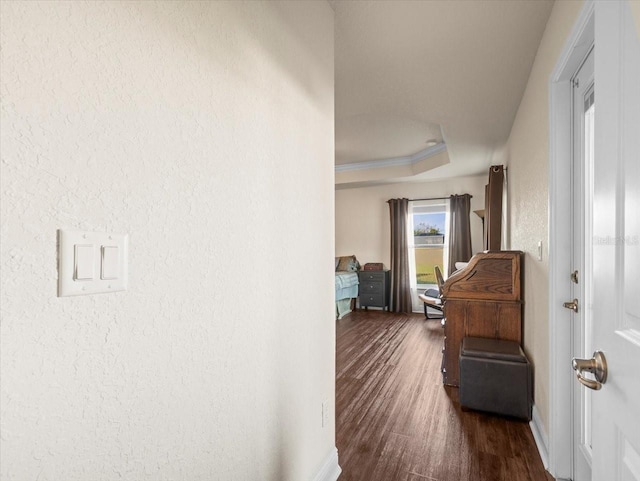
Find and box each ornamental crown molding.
[335,142,447,173]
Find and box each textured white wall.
[506,0,584,434]
[0,2,335,480]
[335,175,486,271]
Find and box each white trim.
[547,2,594,480]
[335,142,447,172]
[530,404,550,470]
[311,447,341,481]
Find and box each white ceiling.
[333,0,555,184]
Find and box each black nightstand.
[358,270,390,310]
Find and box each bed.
[335,255,360,319]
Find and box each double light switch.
[73,245,120,281]
[59,230,128,296]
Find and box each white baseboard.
[312,447,341,481]
[529,404,549,470]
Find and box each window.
[408,200,449,287]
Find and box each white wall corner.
[529,404,549,470]
[311,447,342,481]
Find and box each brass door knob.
[572,351,607,390]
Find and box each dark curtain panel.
[448,194,473,276]
[388,198,412,313]
[484,165,504,251]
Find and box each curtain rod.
[386,195,473,203]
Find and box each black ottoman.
[459,336,532,420]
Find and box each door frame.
[548,2,594,479]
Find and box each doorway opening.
[547,2,594,479]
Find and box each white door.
[584,2,640,479]
[570,45,595,481]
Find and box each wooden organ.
[440,251,523,387]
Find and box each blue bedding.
[335,271,359,301]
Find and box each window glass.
[409,201,448,286]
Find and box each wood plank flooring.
[336,310,553,481]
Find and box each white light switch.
[101,246,119,280]
[58,229,128,297]
[537,240,543,261]
[74,245,94,280]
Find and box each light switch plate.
[537,240,543,261]
[58,229,128,297]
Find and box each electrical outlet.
[322,400,329,428]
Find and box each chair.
[434,264,445,293]
[418,266,445,319]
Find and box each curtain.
[447,194,473,276]
[388,198,412,313]
[502,169,509,249]
[484,165,504,251]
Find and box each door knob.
[563,299,579,312]
[572,351,607,390]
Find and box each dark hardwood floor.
[336,310,553,481]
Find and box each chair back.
[434,266,445,296]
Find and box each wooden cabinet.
[441,251,523,386]
[358,270,390,310]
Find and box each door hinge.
[572,78,580,88]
